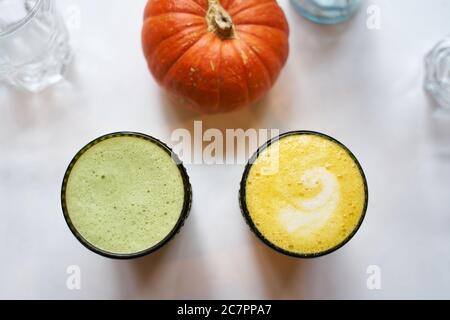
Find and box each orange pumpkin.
[142,0,290,114]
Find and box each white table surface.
[1,0,450,300]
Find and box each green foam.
[65,136,185,255]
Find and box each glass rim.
[0,0,44,38]
[304,0,362,10]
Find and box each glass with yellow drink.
[240,131,368,257]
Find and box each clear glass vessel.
[290,0,362,25]
[0,0,72,92]
[425,36,450,111]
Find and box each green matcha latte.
[62,133,191,258]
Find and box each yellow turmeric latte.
[243,133,367,256]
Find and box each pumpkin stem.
[207,0,235,39]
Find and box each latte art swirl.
[279,167,340,233]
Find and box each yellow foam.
[245,134,366,255]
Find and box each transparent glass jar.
[290,0,362,25]
[425,36,450,111]
[0,0,72,92]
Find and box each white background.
[1,0,450,299]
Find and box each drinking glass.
[290,0,362,25]
[0,0,71,92]
[425,36,450,111]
